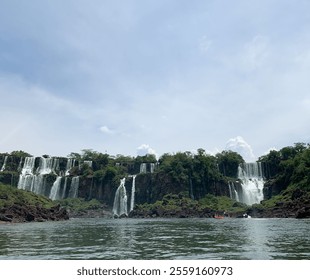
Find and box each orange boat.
[214,214,224,219]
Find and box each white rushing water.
[140,163,147,173]
[113,178,128,216]
[37,157,59,175]
[228,181,240,202]
[17,157,80,199]
[65,158,76,176]
[18,157,36,191]
[68,176,80,198]
[130,175,137,212]
[49,176,62,200]
[18,157,59,195]
[0,156,8,172]
[237,162,264,205]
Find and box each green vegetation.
[198,194,247,213]
[260,143,310,196]
[133,193,247,217]
[0,183,54,209]
[56,197,103,212]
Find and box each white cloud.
[225,136,256,162]
[137,144,157,158]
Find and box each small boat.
[243,213,251,218]
[214,214,224,219]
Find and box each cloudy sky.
[1,0,310,161]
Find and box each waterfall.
[1,156,8,172]
[37,157,59,175]
[140,163,147,173]
[61,177,68,199]
[18,157,58,196]
[15,156,90,200]
[30,174,45,195]
[113,178,128,217]
[18,157,36,191]
[68,176,79,198]
[189,177,194,199]
[228,181,240,202]
[49,176,62,200]
[150,163,155,173]
[237,162,264,205]
[65,158,76,175]
[17,158,23,172]
[130,175,136,212]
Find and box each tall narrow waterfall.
[237,162,264,205]
[140,163,147,173]
[18,157,36,191]
[130,175,136,212]
[65,158,76,175]
[113,178,128,217]
[228,181,240,202]
[68,176,79,198]
[0,156,8,172]
[49,176,62,200]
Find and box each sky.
[1,0,310,161]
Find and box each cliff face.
[0,154,234,208]
[123,172,232,206]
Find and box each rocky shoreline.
[0,203,69,223]
[1,198,309,223]
[128,207,310,219]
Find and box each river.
[0,218,309,259]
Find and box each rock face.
[0,204,69,223]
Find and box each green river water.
[0,218,309,259]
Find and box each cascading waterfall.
[68,176,79,198]
[17,158,23,172]
[62,177,69,199]
[113,178,128,217]
[49,176,62,200]
[237,162,264,205]
[140,163,147,173]
[0,156,8,172]
[130,175,136,212]
[18,157,36,191]
[18,157,59,196]
[17,157,82,199]
[37,157,59,175]
[228,181,240,202]
[65,158,76,175]
[150,163,155,173]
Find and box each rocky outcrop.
[129,206,216,218]
[0,203,69,223]
[248,189,310,219]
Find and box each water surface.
[0,218,309,259]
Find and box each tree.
[216,150,244,178]
[10,150,32,158]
